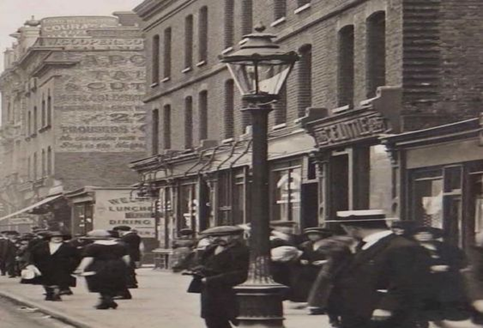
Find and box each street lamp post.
[220,25,299,328]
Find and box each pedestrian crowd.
[0,225,142,310]
[178,210,483,328]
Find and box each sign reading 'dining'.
[40,16,119,37]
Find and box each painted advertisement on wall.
[40,16,119,37]
[55,50,146,152]
[94,189,155,238]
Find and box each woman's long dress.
[83,242,128,296]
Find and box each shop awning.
[0,195,63,222]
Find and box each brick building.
[0,13,147,233]
[131,0,483,248]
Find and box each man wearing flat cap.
[194,225,249,328]
[328,210,431,328]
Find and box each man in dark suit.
[195,225,249,328]
[328,210,431,328]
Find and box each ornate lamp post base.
[235,282,288,328]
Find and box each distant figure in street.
[409,227,472,327]
[171,228,197,272]
[193,225,249,328]
[329,210,431,328]
[76,229,131,310]
[113,225,142,289]
[28,231,79,301]
[0,230,10,275]
[4,231,20,277]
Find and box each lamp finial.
[254,23,266,33]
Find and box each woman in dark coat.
[29,231,79,301]
[75,229,130,310]
[291,227,333,304]
[410,227,472,326]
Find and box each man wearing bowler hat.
[328,210,430,328]
[194,225,249,328]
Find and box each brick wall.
[55,152,143,191]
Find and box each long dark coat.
[419,241,470,321]
[120,232,142,262]
[333,234,431,327]
[199,241,249,322]
[29,241,79,288]
[466,246,483,324]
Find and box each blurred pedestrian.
[195,225,249,328]
[171,228,197,272]
[28,231,79,301]
[75,229,131,310]
[329,210,431,328]
[114,225,142,289]
[307,235,354,326]
[409,227,472,327]
[4,231,20,277]
[291,227,333,306]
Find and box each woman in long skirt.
[76,229,130,310]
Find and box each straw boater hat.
[323,209,397,223]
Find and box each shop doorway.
[330,152,350,214]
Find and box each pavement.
[0,268,332,328]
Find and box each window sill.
[272,123,287,131]
[161,77,170,83]
[239,38,248,45]
[332,104,351,114]
[182,67,192,74]
[150,82,159,88]
[222,47,234,55]
[196,60,207,67]
[271,17,286,27]
[294,3,311,14]
[221,138,234,144]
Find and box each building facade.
[0,13,147,232]
[132,0,483,248]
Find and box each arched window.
[152,35,160,84]
[41,149,46,176]
[163,28,172,79]
[199,90,208,140]
[224,80,235,139]
[152,109,159,155]
[366,12,386,98]
[47,92,52,126]
[33,106,38,134]
[185,15,194,69]
[224,0,235,49]
[198,7,209,63]
[33,152,37,180]
[241,0,253,35]
[27,111,31,136]
[297,44,312,117]
[163,105,171,149]
[338,25,355,107]
[185,97,193,149]
[274,85,287,124]
[47,147,52,175]
[41,95,46,127]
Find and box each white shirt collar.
[362,230,393,250]
[49,242,62,254]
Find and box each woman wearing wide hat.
[409,226,473,327]
[28,231,79,301]
[75,229,131,309]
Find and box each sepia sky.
[0,0,143,71]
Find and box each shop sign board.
[94,189,155,238]
[40,16,119,37]
[308,111,387,147]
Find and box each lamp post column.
[235,102,287,328]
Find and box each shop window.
[152,35,160,84]
[184,97,193,149]
[224,0,235,49]
[366,12,386,98]
[233,174,246,225]
[274,0,287,21]
[471,174,483,235]
[412,175,444,228]
[163,27,172,79]
[180,183,197,231]
[199,90,208,140]
[271,164,302,223]
[152,109,159,155]
[241,0,253,35]
[198,7,208,63]
[369,145,392,213]
[297,44,312,118]
[338,25,355,107]
[218,171,232,225]
[184,15,194,69]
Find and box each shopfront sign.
[41,17,118,37]
[308,111,387,147]
[94,189,155,238]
